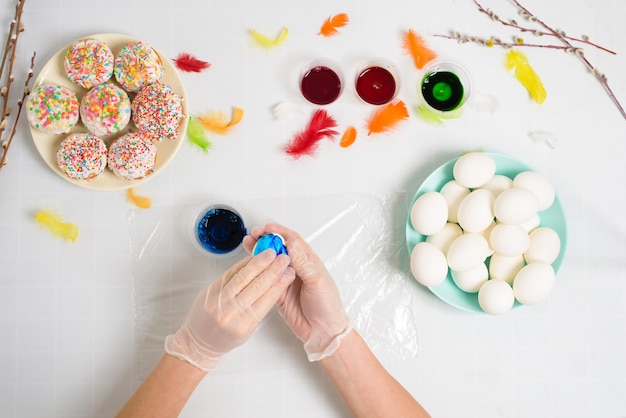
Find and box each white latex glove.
[244,223,352,361]
[165,250,295,371]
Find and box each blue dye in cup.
[195,206,246,256]
[253,233,288,256]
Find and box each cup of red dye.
[355,59,399,105]
[300,58,344,105]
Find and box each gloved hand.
[243,223,352,361]
[165,250,295,371]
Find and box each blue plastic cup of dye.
[190,203,247,258]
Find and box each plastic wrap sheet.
[129,192,420,378]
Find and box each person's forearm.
[116,353,206,418]
[320,329,430,418]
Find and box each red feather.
[173,53,211,73]
[285,109,339,158]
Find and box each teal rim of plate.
[405,152,568,313]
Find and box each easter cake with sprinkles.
[107,132,158,181]
[64,38,114,89]
[114,40,163,92]
[56,133,108,180]
[132,83,184,141]
[26,84,80,135]
[80,83,131,136]
[29,33,188,191]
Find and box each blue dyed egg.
[253,233,288,256]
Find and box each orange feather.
[127,188,152,209]
[319,13,349,37]
[197,107,244,135]
[367,101,409,135]
[403,29,437,69]
[340,126,357,148]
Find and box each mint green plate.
[406,153,567,313]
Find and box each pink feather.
[284,109,339,158]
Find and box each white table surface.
[2,0,626,417]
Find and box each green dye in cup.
[421,70,465,112]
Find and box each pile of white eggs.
[409,152,562,315]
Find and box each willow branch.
[473,0,616,55]
[1,52,35,170]
[434,33,573,51]
[435,0,625,120]
[0,1,25,81]
[509,0,625,119]
[1,0,36,171]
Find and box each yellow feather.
[197,107,244,135]
[250,27,289,49]
[34,209,78,243]
[505,49,546,104]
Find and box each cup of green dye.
[418,60,471,114]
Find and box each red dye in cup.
[356,66,397,105]
[300,65,343,105]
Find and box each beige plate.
[30,33,189,191]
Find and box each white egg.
[524,227,561,264]
[513,261,555,305]
[447,233,491,272]
[457,189,495,233]
[410,191,448,236]
[519,213,541,232]
[452,263,489,293]
[489,223,530,256]
[514,171,555,211]
[489,253,525,284]
[478,279,515,315]
[471,220,496,256]
[440,180,470,223]
[410,242,449,286]
[493,187,538,225]
[453,152,496,189]
[426,222,463,255]
[480,174,513,198]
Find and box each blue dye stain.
[253,233,288,256]
[196,208,246,254]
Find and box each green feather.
[415,105,462,125]
[187,116,213,152]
